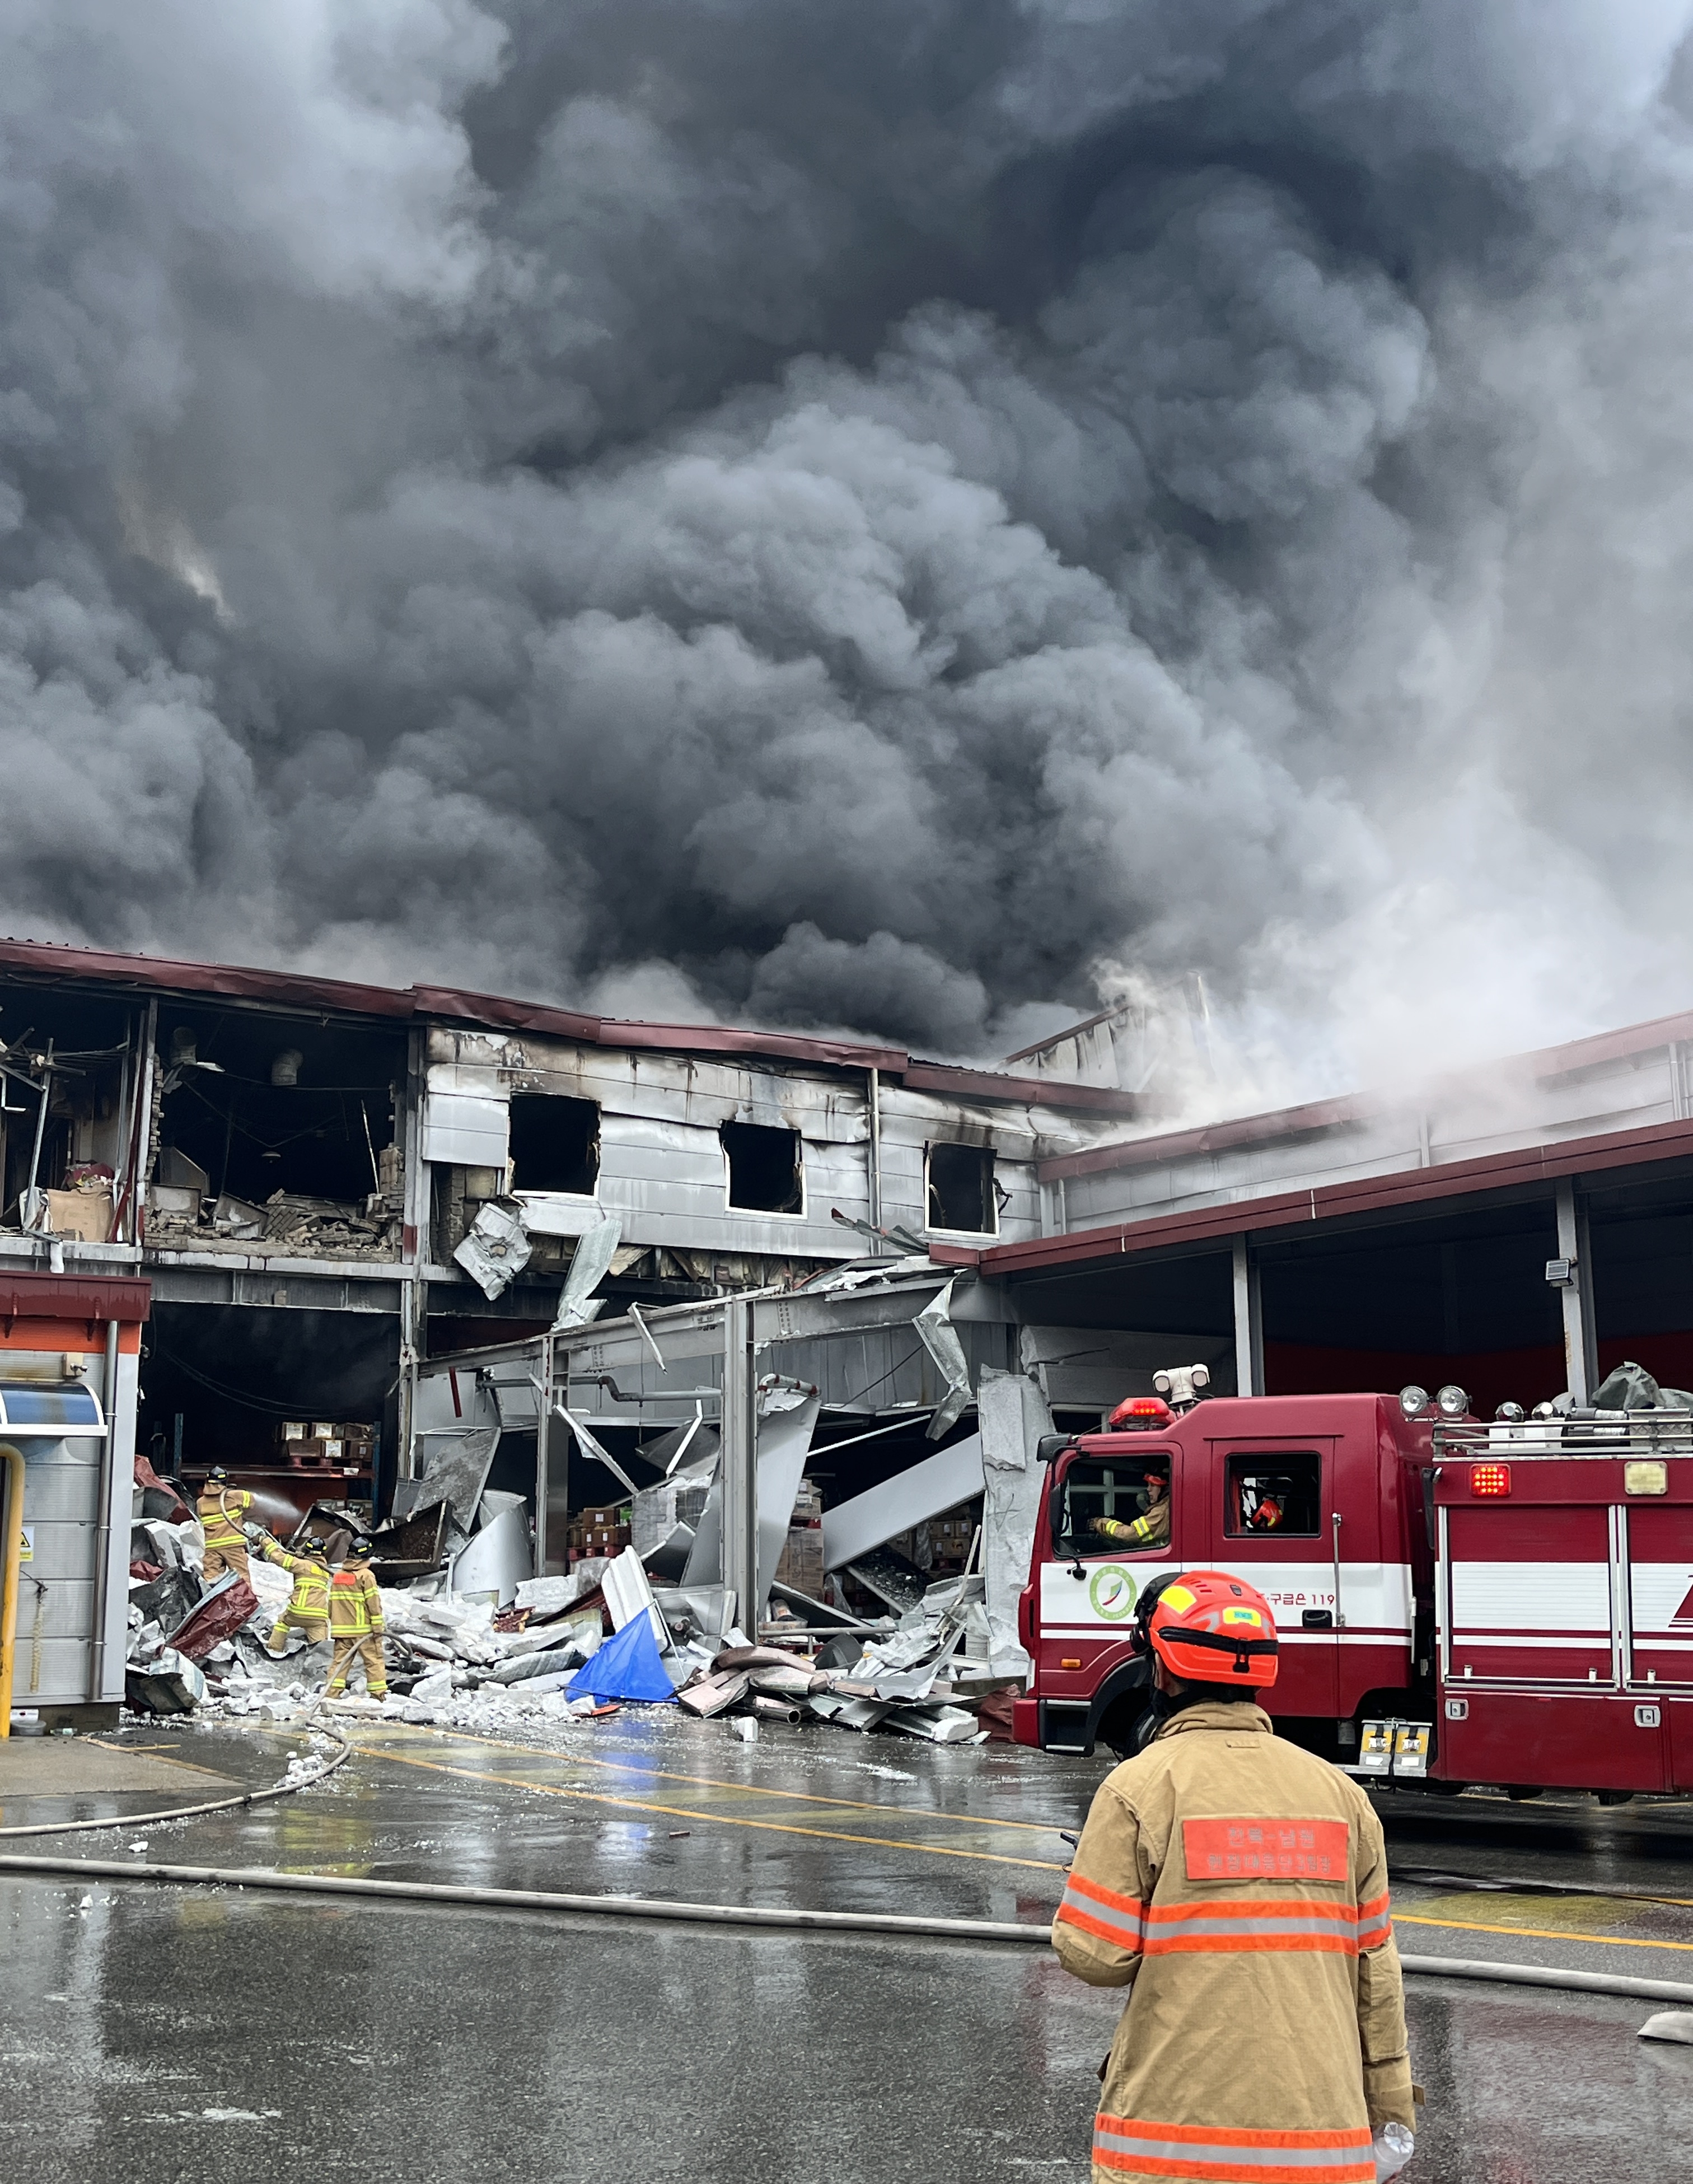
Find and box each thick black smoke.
[5,2,1693,1092]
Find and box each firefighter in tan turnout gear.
[259,1535,331,1654]
[1089,1460,1171,1555]
[1053,1570,1416,2184]
[197,1468,254,1586]
[325,1538,387,1699]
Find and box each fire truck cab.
[1016,1382,1693,1800]
[1014,1389,1437,1763]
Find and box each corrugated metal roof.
[983,1111,1693,1278]
[0,936,1140,1113]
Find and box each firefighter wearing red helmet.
[1052,1571,1416,2184]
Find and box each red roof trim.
[0,938,414,1020]
[411,986,604,1043]
[1531,1008,1693,1080]
[985,1113,1693,1277]
[610,1022,909,1072]
[0,1271,151,1322]
[1037,1094,1365,1183]
[0,936,1118,1108]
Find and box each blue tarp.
[565,1612,677,1704]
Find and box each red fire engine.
[1013,1379,1693,1798]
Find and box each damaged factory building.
[13,938,1693,1740]
[0,937,1153,1735]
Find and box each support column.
[397,1025,431,1480]
[719,1297,758,1630]
[535,1331,554,1576]
[867,1067,883,1248]
[1232,1235,1264,1397]
[1554,1179,1596,1406]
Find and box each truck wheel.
[1096,1698,1148,1761]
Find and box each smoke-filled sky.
[7,3,1693,1100]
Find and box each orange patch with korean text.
[1182,1817,1350,1884]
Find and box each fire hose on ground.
[1,1729,1689,2009]
[0,1840,1689,2008]
[0,1723,351,1837]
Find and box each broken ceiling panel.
[418,1425,500,1533]
[913,1282,973,1439]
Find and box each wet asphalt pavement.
[4,1715,1693,2182]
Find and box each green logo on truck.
[1088,1565,1138,1621]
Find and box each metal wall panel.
[420,1090,510,1168]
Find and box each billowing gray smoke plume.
[6,2,1693,1097]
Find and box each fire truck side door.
[1207,1438,1341,1717]
[1037,1443,1180,1642]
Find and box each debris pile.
[122,1421,1022,1752]
[144,1177,402,1257]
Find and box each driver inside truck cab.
[1091,1460,1171,1552]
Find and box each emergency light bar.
[1468,1463,1512,1497]
[1107,1395,1174,1431]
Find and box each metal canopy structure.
[412,1262,1007,1627]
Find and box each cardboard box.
[775,1525,824,1596]
[45,1187,114,1242]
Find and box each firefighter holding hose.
[196,1467,255,1586]
[1052,1570,1416,2182]
[259,1534,332,1655]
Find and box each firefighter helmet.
[1141,1569,1279,1688]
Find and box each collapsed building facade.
[11,932,1693,1720]
[0,940,1143,1676]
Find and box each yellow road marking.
[380,1726,1072,1838]
[1396,1912,1693,1955]
[76,1738,242,1784]
[363,1744,1067,1875]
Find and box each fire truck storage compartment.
[1433,1424,1693,1791]
[1444,1490,1616,1685]
[1437,1688,1671,1794]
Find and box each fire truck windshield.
[1052,1453,1173,1558]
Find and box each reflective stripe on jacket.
[197,1487,252,1548]
[1093,1501,1170,1552]
[1051,1701,1413,2184]
[327,1566,384,1636]
[259,1538,330,1621]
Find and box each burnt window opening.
[151,1006,405,1209]
[722,1122,803,1215]
[0,986,135,1229]
[927,1142,997,1235]
[509,1094,600,1196]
